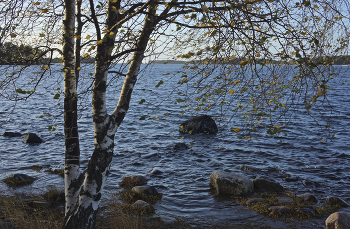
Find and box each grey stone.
[131,185,158,196]
[298,193,318,204]
[160,215,178,224]
[277,197,294,204]
[253,176,285,193]
[22,133,43,143]
[209,171,253,196]
[268,206,293,215]
[326,196,349,207]
[150,167,163,175]
[131,200,151,211]
[325,212,350,229]
[246,198,267,205]
[179,115,218,134]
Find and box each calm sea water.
[0,63,349,227]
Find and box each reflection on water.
[0,64,349,227]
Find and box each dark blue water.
[0,64,349,227]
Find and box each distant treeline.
[0,42,349,66]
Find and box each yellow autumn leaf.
[233,127,240,133]
[39,33,45,37]
[34,2,40,5]
[97,40,103,45]
[109,32,114,36]
[77,67,81,71]
[195,98,200,101]
[42,8,48,13]
[10,33,16,38]
[244,136,251,140]
[281,104,286,108]
[256,53,261,57]
[228,90,235,94]
[83,53,90,58]
[85,35,91,39]
[182,78,188,83]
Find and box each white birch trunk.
[62,3,157,228]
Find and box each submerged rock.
[22,133,43,144]
[173,142,189,150]
[325,212,350,229]
[238,165,262,172]
[326,196,349,207]
[246,198,267,205]
[131,185,158,196]
[298,193,318,204]
[253,176,285,193]
[277,197,294,204]
[268,206,293,215]
[179,115,218,134]
[209,171,253,196]
[2,132,22,137]
[119,175,148,188]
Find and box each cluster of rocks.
[119,174,160,212]
[2,132,43,143]
[210,171,350,229]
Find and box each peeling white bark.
[64,164,80,214]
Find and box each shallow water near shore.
[0,64,349,228]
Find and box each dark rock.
[326,196,349,207]
[119,175,148,188]
[150,167,163,175]
[173,142,189,150]
[209,171,253,196]
[253,176,285,193]
[325,212,350,229]
[22,133,43,143]
[268,206,293,215]
[246,198,267,205]
[238,165,262,172]
[160,215,178,224]
[131,200,151,211]
[13,173,34,182]
[179,115,218,134]
[2,132,22,137]
[277,197,294,204]
[298,193,318,204]
[131,185,158,196]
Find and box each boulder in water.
[179,115,218,134]
[253,176,285,193]
[209,171,253,196]
[22,133,43,144]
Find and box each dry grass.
[0,194,64,229]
